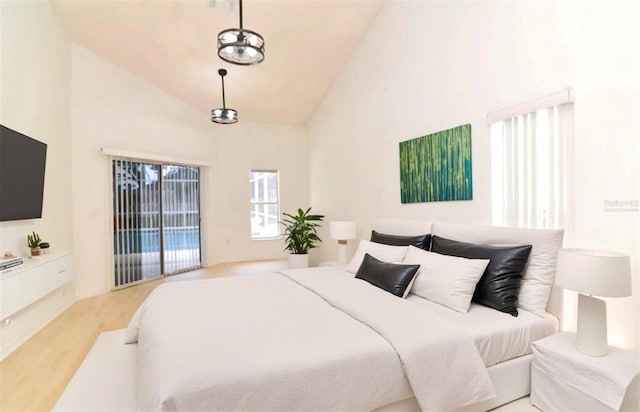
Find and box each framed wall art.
[399,124,473,203]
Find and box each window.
[489,89,574,230]
[250,170,280,239]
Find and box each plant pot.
[288,253,309,269]
[30,248,41,257]
[40,247,50,254]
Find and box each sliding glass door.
[161,165,201,274]
[112,159,201,289]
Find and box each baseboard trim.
[0,299,75,361]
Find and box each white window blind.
[489,90,574,230]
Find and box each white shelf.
[0,251,73,320]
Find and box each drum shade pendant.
[217,0,265,65]
[211,69,238,124]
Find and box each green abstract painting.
[399,124,473,203]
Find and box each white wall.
[308,1,640,351]
[71,46,308,298]
[0,0,74,358]
[213,121,309,263]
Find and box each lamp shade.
[329,221,356,241]
[555,248,631,297]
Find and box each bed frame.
[369,219,564,411]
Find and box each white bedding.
[407,296,558,367]
[125,267,495,411]
[312,265,559,367]
[283,268,496,411]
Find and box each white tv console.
[0,251,73,321]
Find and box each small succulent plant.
[26,231,41,249]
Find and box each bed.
[125,219,564,411]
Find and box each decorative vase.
[288,253,309,269]
[39,242,50,254]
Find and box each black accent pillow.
[430,235,532,316]
[371,230,431,250]
[355,253,420,298]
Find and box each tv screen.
[0,125,47,221]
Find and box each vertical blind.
[112,159,201,289]
[490,102,573,230]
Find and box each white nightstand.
[531,332,640,411]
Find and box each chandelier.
[217,0,265,66]
[211,68,238,124]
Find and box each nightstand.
[531,332,640,411]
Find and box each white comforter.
[125,267,495,411]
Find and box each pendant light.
[211,69,238,124]
[217,0,265,66]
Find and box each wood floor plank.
[0,260,286,412]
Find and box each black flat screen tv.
[0,125,47,221]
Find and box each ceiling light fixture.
[211,68,238,124]
[217,0,265,66]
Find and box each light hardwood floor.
[0,260,287,412]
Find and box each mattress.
[406,294,558,366]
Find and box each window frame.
[249,169,281,240]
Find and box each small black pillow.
[371,230,431,250]
[430,235,532,316]
[355,253,420,298]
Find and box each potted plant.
[26,231,42,256]
[39,242,50,254]
[281,207,324,268]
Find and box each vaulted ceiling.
[52,0,384,125]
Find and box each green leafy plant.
[26,231,41,249]
[281,207,324,254]
[39,242,50,249]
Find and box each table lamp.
[555,248,631,356]
[329,221,357,263]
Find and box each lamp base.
[337,242,349,264]
[576,294,608,356]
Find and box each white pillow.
[403,246,489,313]
[347,239,409,273]
[431,222,564,316]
